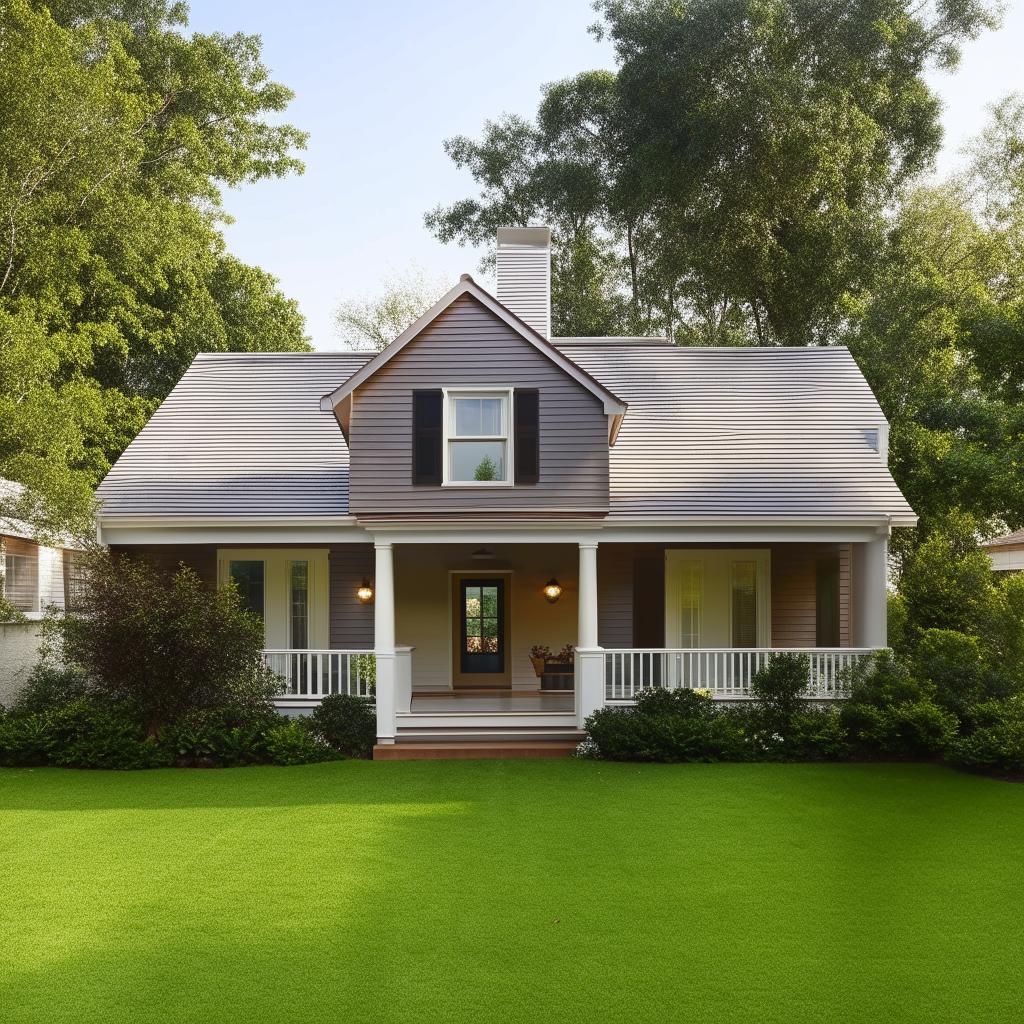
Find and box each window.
[2,552,38,612]
[444,390,512,485]
[228,560,265,618]
[458,578,505,675]
[63,550,88,610]
[290,560,309,648]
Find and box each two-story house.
[96,227,916,756]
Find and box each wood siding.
[598,543,853,648]
[328,545,374,648]
[349,294,610,515]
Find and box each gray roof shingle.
[97,344,916,524]
[97,353,370,518]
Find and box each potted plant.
[529,645,551,677]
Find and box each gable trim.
[320,277,628,442]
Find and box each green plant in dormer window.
[474,455,498,481]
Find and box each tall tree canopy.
[427,0,999,344]
[0,0,309,534]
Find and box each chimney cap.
[496,226,551,247]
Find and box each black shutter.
[514,389,539,485]
[632,551,665,647]
[412,390,443,485]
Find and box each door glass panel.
[460,579,504,672]
[290,560,309,648]
[731,561,757,648]
[229,560,265,619]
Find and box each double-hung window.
[443,389,513,486]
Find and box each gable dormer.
[321,232,626,518]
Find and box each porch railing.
[262,649,375,704]
[603,648,880,702]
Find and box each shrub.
[585,687,748,762]
[43,699,168,770]
[912,629,999,717]
[310,694,376,758]
[7,663,90,717]
[843,699,958,758]
[840,650,958,758]
[750,653,810,733]
[946,697,1024,776]
[0,708,52,767]
[785,707,850,761]
[161,706,281,767]
[264,719,340,766]
[47,550,277,733]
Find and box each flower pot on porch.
[530,655,546,677]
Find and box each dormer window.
[443,388,513,486]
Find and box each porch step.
[373,739,580,761]
[395,711,579,730]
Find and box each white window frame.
[441,387,515,488]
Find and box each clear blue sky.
[186,0,1024,350]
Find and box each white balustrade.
[262,650,376,704]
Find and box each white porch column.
[374,542,397,744]
[577,541,603,727]
[852,534,888,648]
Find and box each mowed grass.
[1,762,1022,1024]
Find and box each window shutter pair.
[411,389,540,486]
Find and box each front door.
[453,576,509,687]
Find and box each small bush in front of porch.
[264,719,340,766]
[840,652,958,758]
[585,687,749,763]
[310,694,376,758]
[747,653,851,761]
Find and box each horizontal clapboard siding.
[349,294,609,514]
[562,344,915,523]
[328,545,374,648]
[97,353,370,518]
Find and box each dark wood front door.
[454,577,508,686]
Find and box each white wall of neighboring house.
[988,547,1024,573]
[1,537,76,706]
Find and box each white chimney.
[496,226,551,339]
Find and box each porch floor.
[410,690,574,714]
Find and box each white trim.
[441,387,514,487]
[318,276,627,439]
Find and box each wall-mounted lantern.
[356,578,374,604]
[543,578,563,604]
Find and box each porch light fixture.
[543,578,563,604]
[356,578,374,604]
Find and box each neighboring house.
[0,480,85,704]
[95,227,917,755]
[983,531,1024,573]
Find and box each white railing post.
[577,648,605,728]
[374,541,396,744]
[394,646,413,717]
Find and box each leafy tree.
[333,265,448,350]
[427,0,999,343]
[0,0,309,534]
[473,455,498,481]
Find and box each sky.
[186,0,1024,351]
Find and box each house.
[0,480,85,704]
[983,531,1024,573]
[95,227,916,756]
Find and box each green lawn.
[1,762,1022,1024]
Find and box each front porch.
[255,535,889,752]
